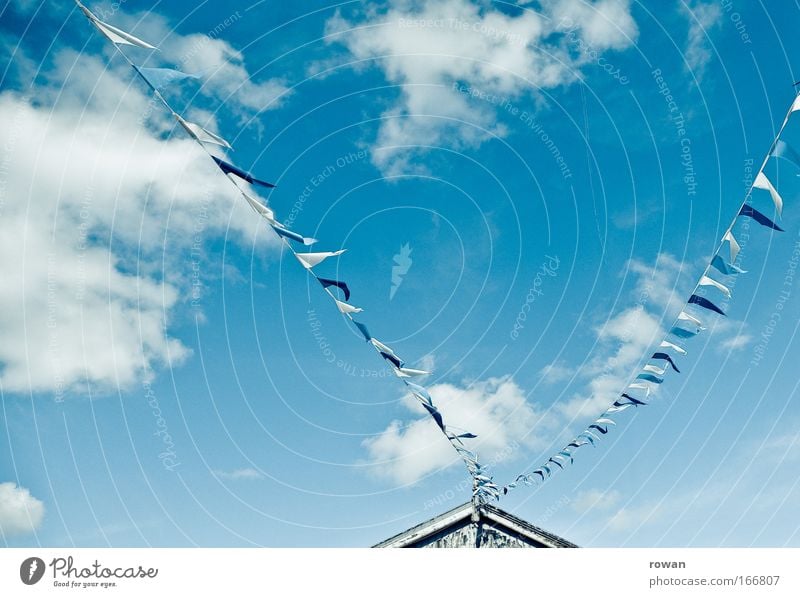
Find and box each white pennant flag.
[393,367,431,378]
[678,311,703,326]
[723,230,740,263]
[77,3,157,49]
[754,171,783,216]
[335,299,362,314]
[643,364,666,376]
[240,191,275,222]
[174,114,231,148]
[295,250,346,269]
[792,94,800,113]
[660,340,687,355]
[699,274,731,298]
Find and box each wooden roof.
[374,502,578,548]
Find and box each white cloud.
[214,468,264,481]
[539,360,575,384]
[323,0,638,174]
[571,488,621,513]
[0,482,44,537]
[719,333,752,352]
[680,1,722,79]
[363,376,551,484]
[0,19,281,395]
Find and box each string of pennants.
[74,2,500,504]
[500,93,800,496]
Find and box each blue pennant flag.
[651,352,681,372]
[271,224,316,246]
[636,373,664,384]
[318,277,351,301]
[670,326,700,339]
[711,255,746,275]
[772,139,800,169]
[352,320,371,341]
[212,156,276,188]
[689,294,726,316]
[135,66,198,91]
[739,204,783,231]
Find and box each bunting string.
[74,1,497,504]
[500,88,799,498]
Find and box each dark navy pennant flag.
[318,277,351,301]
[421,402,444,430]
[739,204,783,231]
[213,156,276,188]
[689,294,726,316]
[618,393,647,406]
[651,352,681,372]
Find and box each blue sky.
[1,0,800,547]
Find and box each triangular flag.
[77,3,157,49]
[371,339,404,368]
[689,294,726,316]
[643,364,666,376]
[294,250,346,269]
[318,278,350,301]
[393,367,430,378]
[771,139,800,170]
[753,171,783,216]
[660,340,687,355]
[711,255,746,275]
[670,326,700,339]
[405,382,433,406]
[722,230,740,263]
[136,66,197,90]
[334,299,362,314]
[651,352,681,372]
[699,274,731,298]
[739,204,783,231]
[678,311,703,326]
[352,320,371,341]
[239,190,275,222]
[214,157,275,188]
[174,113,231,149]
[270,224,316,246]
[636,373,664,384]
[792,94,800,113]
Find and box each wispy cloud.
[214,468,265,481]
[680,1,722,80]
